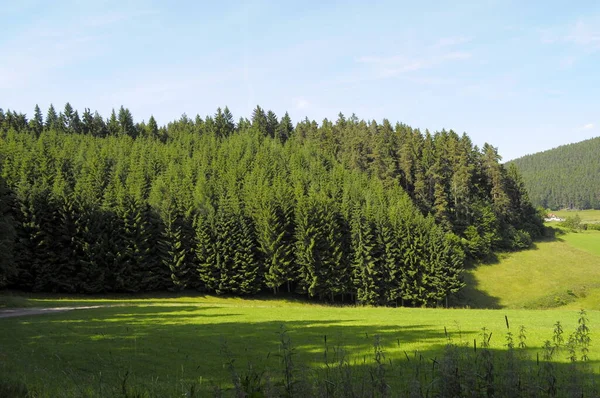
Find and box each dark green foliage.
[118,106,136,138]
[0,103,542,303]
[0,176,16,287]
[45,104,59,131]
[510,136,600,209]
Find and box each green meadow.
[462,230,600,310]
[2,229,600,396]
[0,296,598,396]
[552,209,600,224]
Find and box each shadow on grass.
[0,305,466,394]
[2,305,599,397]
[452,271,502,309]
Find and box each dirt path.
[0,305,107,319]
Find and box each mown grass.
[1,295,598,396]
[562,230,600,257]
[553,209,600,224]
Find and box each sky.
[1,0,599,161]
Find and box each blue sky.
[1,0,599,160]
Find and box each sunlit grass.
[562,230,600,257]
[464,231,600,310]
[0,295,598,396]
[553,209,600,224]
[3,229,600,395]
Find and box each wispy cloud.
[294,98,310,110]
[582,123,594,130]
[356,51,471,79]
[541,18,600,52]
[566,20,600,49]
[0,6,157,90]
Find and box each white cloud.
[566,21,600,49]
[356,51,471,79]
[582,123,594,130]
[541,18,600,52]
[295,98,310,110]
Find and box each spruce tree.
[251,105,268,136]
[45,104,58,131]
[29,105,44,136]
[266,110,278,138]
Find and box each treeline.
[510,136,600,210]
[0,104,542,305]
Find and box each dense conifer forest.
[510,137,600,210]
[0,104,543,306]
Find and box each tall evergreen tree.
[45,104,59,131]
[251,105,268,136]
[118,106,136,138]
[29,105,44,135]
[266,110,278,139]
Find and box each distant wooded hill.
[509,137,600,210]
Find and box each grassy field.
[0,295,598,396]
[2,229,600,396]
[552,209,600,224]
[461,230,600,310]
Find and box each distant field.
[0,295,597,396]
[463,230,600,310]
[552,209,600,224]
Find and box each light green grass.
[562,230,600,257]
[0,295,596,396]
[3,230,600,395]
[463,230,600,310]
[553,209,600,224]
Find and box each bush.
[511,229,532,250]
[586,223,600,231]
[560,215,583,231]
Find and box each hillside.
[510,136,600,210]
[0,104,542,305]
[461,230,600,310]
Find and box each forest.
[0,104,543,306]
[510,136,600,210]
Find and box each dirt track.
[0,305,106,318]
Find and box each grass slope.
[0,296,597,396]
[463,230,600,310]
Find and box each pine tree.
[146,115,160,139]
[118,106,136,138]
[266,110,278,138]
[29,105,44,136]
[0,176,17,287]
[251,105,268,136]
[45,104,59,131]
[351,207,383,305]
[276,112,294,143]
[214,107,235,138]
[107,109,119,136]
[81,108,94,135]
[196,214,218,291]
[256,200,295,294]
[91,111,107,137]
